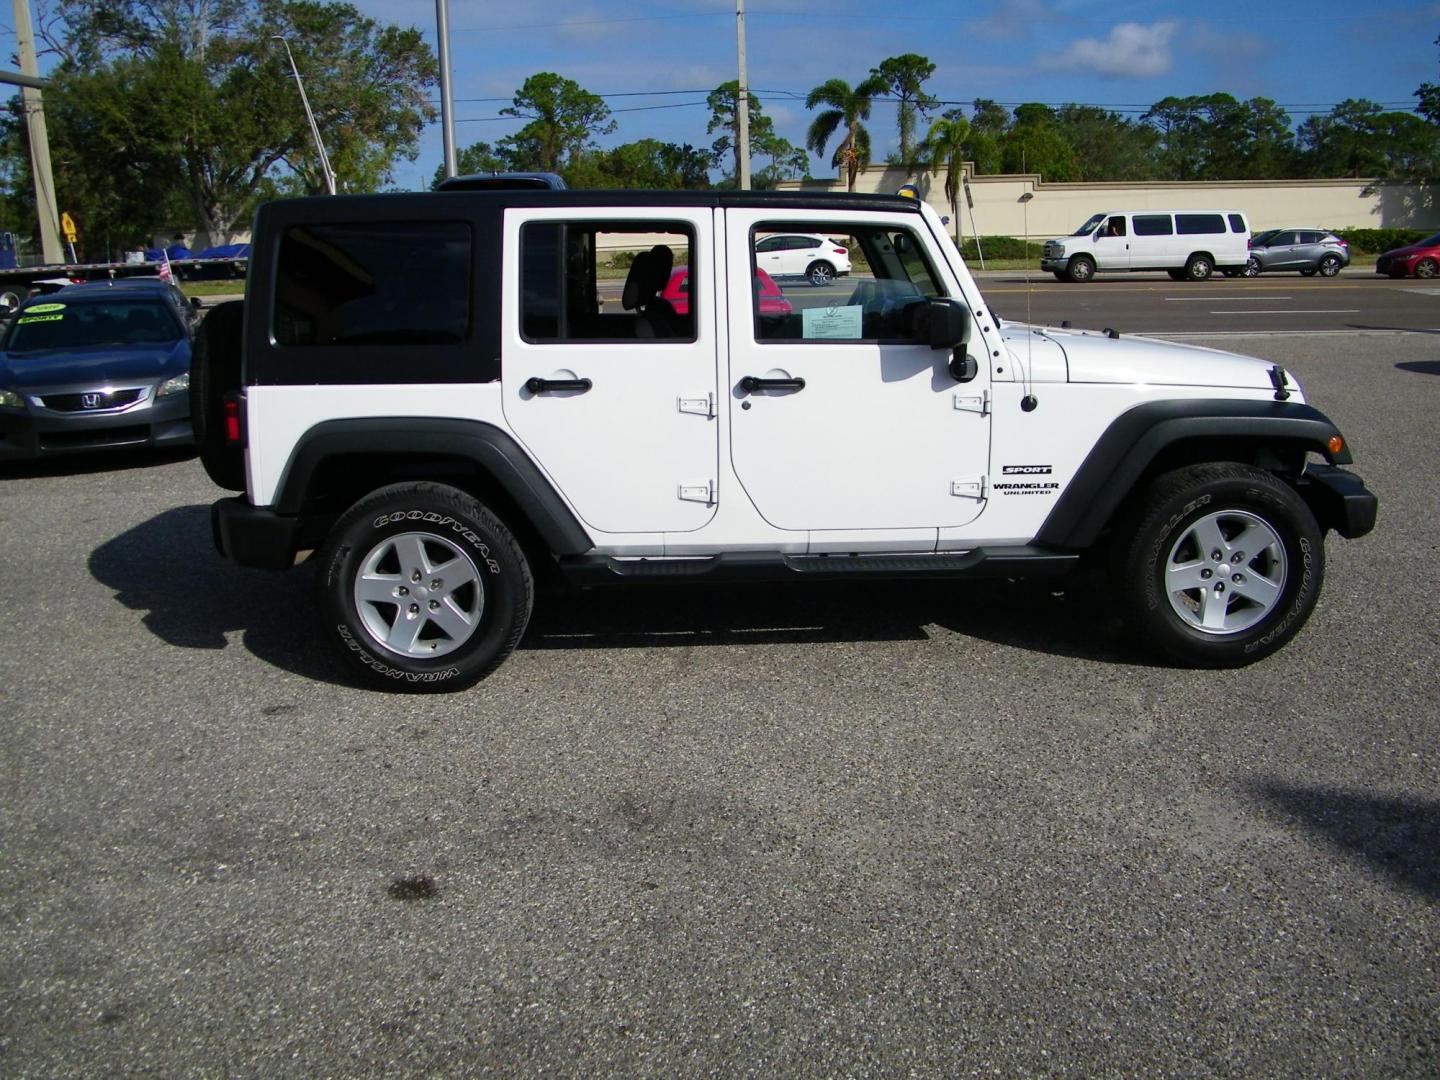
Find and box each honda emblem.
[81,393,101,409]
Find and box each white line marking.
[1164,296,1291,301]
[1209,309,1360,315]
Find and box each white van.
[1040,210,1251,282]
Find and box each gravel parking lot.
[2,331,1437,1077]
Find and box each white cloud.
[1050,21,1178,79]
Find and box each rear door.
[500,207,720,535]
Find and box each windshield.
[3,298,181,352]
[1073,214,1106,236]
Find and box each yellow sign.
[61,212,77,242]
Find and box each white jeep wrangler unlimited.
[194,186,1376,690]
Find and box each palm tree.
[915,113,971,245]
[805,74,888,191]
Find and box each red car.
[1375,232,1440,279]
[662,266,793,316]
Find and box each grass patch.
[181,281,245,298]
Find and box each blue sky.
[7,0,1440,190]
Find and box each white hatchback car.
[754,233,852,286]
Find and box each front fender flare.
[1035,398,1350,551]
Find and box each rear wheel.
[1066,255,1096,283]
[1184,253,1213,281]
[806,261,836,286]
[1121,463,1324,667]
[1317,254,1343,277]
[189,300,246,490]
[318,482,534,692]
[1416,258,1439,279]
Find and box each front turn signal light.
[1328,434,1345,456]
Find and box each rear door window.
[1133,215,1174,237]
[1176,214,1225,235]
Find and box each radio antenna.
[1018,190,1037,412]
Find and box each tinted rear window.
[1133,215,1173,237]
[1229,214,1247,233]
[274,221,471,347]
[1176,214,1225,235]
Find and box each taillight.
[222,393,242,444]
[833,247,847,255]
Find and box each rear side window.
[1176,214,1225,235]
[1229,214,1247,233]
[1133,215,1173,237]
[274,221,471,347]
[520,222,695,343]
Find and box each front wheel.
[318,482,534,691]
[1416,258,1439,280]
[1066,255,1096,283]
[1120,463,1324,667]
[805,261,835,286]
[1243,257,1261,277]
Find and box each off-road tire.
[1120,463,1324,667]
[189,300,247,490]
[318,482,534,692]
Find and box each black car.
[0,279,199,460]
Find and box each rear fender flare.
[274,418,593,556]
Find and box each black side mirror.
[190,296,204,309]
[925,298,972,350]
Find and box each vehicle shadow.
[0,445,195,480]
[87,504,350,686]
[1396,360,1440,375]
[1345,325,1440,336]
[92,507,1155,679]
[525,575,1155,666]
[1250,781,1440,900]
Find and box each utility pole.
[436,0,457,179]
[272,36,336,195]
[12,0,63,264]
[735,0,750,190]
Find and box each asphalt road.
[2,326,1437,1076]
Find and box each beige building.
[780,166,1439,240]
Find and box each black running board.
[557,547,1079,586]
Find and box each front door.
[500,207,719,536]
[725,209,991,535]
[1093,215,1130,270]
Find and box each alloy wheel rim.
[353,531,485,657]
[1164,509,1287,635]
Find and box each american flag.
[157,249,173,283]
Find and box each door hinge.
[950,476,987,500]
[678,479,716,505]
[679,393,715,418]
[953,389,990,415]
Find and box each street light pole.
[12,0,63,263]
[436,0,457,180]
[735,0,750,191]
[272,35,336,195]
